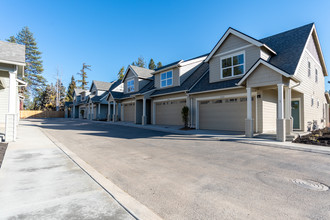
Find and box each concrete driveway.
[35,119,330,219]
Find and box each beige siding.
[154,68,180,89]
[124,69,139,94]
[123,102,135,122]
[155,99,186,126]
[260,48,272,61]
[294,46,327,131]
[209,34,261,83]
[0,71,9,123]
[246,64,283,88]
[262,90,277,133]
[306,35,321,64]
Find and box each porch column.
[121,103,124,121]
[152,101,156,125]
[277,84,286,141]
[285,87,293,135]
[91,103,94,120]
[113,101,116,122]
[5,70,18,142]
[98,103,101,120]
[88,103,90,119]
[142,98,147,125]
[107,101,111,121]
[245,87,253,137]
[72,105,75,118]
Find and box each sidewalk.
[0,121,135,219]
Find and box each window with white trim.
[308,61,311,77]
[221,53,244,78]
[160,71,173,87]
[315,68,318,83]
[127,79,134,92]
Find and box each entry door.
[291,100,300,129]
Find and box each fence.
[20,110,65,119]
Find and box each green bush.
[181,106,189,128]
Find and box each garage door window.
[160,71,173,88]
[221,52,245,78]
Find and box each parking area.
[33,119,330,219]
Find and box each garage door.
[199,97,255,131]
[123,102,135,122]
[155,99,186,126]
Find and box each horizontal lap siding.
[262,90,277,133]
[0,73,9,123]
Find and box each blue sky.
[1,0,330,90]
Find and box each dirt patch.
[293,127,330,146]
[0,143,8,168]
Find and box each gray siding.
[247,64,283,88]
[209,34,261,83]
[154,68,180,89]
[124,69,139,94]
[0,71,9,123]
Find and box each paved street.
[36,119,330,219]
[0,120,134,220]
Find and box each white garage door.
[155,99,186,126]
[123,102,135,122]
[199,97,255,131]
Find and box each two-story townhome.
[71,88,84,118]
[188,23,329,141]
[86,80,113,120]
[104,23,329,142]
[0,41,26,142]
[78,90,90,119]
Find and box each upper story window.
[315,68,318,83]
[308,61,311,77]
[221,53,244,78]
[127,79,134,92]
[161,71,173,88]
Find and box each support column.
[91,103,94,120]
[245,87,254,137]
[152,101,156,125]
[6,70,18,142]
[72,105,75,118]
[107,101,111,121]
[277,84,286,141]
[98,103,101,120]
[285,87,293,135]
[113,101,116,122]
[142,98,147,125]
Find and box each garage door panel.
[199,98,253,131]
[123,103,135,122]
[156,100,186,126]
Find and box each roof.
[91,91,109,103]
[74,88,84,95]
[92,80,113,91]
[151,62,209,97]
[0,41,25,64]
[153,60,182,72]
[259,23,314,75]
[130,65,154,79]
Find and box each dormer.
[152,54,207,89]
[122,65,154,94]
[204,27,276,83]
[89,80,113,96]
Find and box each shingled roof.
[259,23,314,75]
[93,80,113,91]
[129,65,154,79]
[0,41,25,64]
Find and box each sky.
[1,0,330,90]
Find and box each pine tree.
[66,76,76,102]
[156,62,163,69]
[9,27,46,108]
[6,36,16,43]
[77,63,91,90]
[148,58,156,70]
[55,78,66,109]
[132,56,145,68]
[117,66,125,80]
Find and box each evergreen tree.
[117,66,125,80]
[132,56,145,67]
[11,27,46,107]
[55,78,66,109]
[156,62,163,69]
[6,36,16,43]
[77,63,91,90]
[148,58,156,70]
[66,75,76,102]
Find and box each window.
[308,61,311,77]
[160,71,173,87]
[127,79,134,92]
[315,68,318,83]
[221,53,244,78]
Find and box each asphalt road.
[35,119,330,219]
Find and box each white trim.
[305,49,321,68]
[150,90,187,98]
[237,59,291,85]
[160,70,173,88]
[205,28,276,63]
[178,56,207,67]
[151,60,184,75]
[127,79,135,93]
[292,98,302,130]
[122,100,135,104]
[255,94,258,133]
[16,78,27,86]
[220,50,245,79]
[153,96,186,103]
[189,86,243,95]
[0,59,25,66]
[212,44,253,59]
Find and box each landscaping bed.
[293,127,330,146]
[0,143,8,168]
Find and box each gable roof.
[91,80,113,92]
[153,60,183,73]
[122,65,154,82]
[73,88,84,96]
[259,23,314,75]
[0,41,25,65]
[204,27,276,63]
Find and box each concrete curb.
[41,128,162,220]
